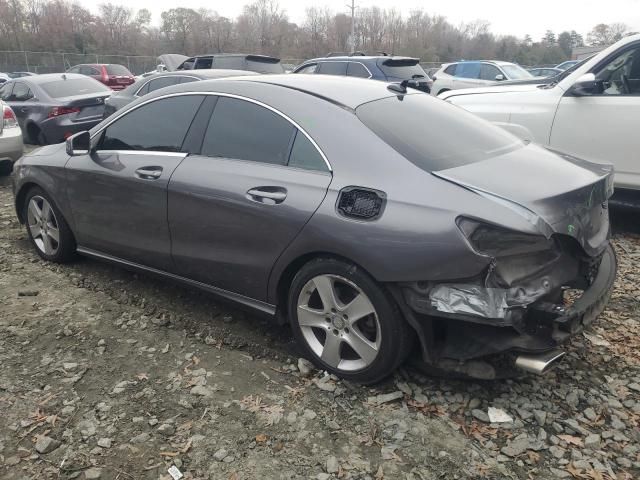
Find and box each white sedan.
[440,34,640,196]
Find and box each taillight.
[102,67,109,83]
[48,106,80,118]
[3,105,18,128]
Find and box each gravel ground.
[0,174,639,480]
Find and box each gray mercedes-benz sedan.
[12,75,616,383]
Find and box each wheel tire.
[27,124,45,146]
[0,160,12,176]
[288,257,413,384]
[23,186,76,263]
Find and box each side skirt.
[76,246,277,316]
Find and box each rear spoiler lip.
[380,57,420,66]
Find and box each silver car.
[12,75,616,383]
[0,100,24,175]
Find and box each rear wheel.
[23,187,76,263]
[27,124,46,146]
[288,258,413,384]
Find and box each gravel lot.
[1,172,639,480]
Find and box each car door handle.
[246,187,287,205]
[135,166,163,180]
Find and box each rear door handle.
[135,166,163,180]
[246,187,287,204]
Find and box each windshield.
[41,78,110,98]
[357,94,522,172]
[105,65,132,76]
[378,59,427,80]
[501,64,533,80]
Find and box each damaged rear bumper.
[391,243,617,364]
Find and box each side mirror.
[495,74,505,81]
[66,131,91,156]
[569,73,602,96]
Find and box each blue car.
[293,54,432,93]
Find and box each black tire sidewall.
[23,186,75,263]
[288,258,411,384]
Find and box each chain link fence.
[0,51,157,75]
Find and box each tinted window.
[246,59,284,73]
[11,82,32,100]
[146,76,179,93]
[444,64,457,75]
[480,64,501,81]
[317,62,348,76]
[195,57,213,69]
[99,95,204,152]
[296,64,317,74]
[136,81,150,96]
[0,83,13,100]
[180,59,195,70]
[288,131,327,172]
[179,76,199,84]
[202,97,295,165]
[378,59,426,80]
[347,62,370,78]
[596,45,640,95]
[456,63,480,79]
[501,64,532,80]
[357,94,522,172]
[41,78,110,98]
[211,56,243,69]
[105,64,132,76]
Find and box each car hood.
[439,83,545,99]
[434,144,614,256]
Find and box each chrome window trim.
[92,91,333,172]
[95,150,187,158]
[134,75,200,98]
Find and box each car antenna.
[387,80,409,94]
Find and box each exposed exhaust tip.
[515,349,565,375]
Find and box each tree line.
[0,0,634,65]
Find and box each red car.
[66,64,135,91]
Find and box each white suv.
[430,61,534,96]
[440,34,640,195]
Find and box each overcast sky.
[83,0,640,40]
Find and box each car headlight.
[457,217,554,257]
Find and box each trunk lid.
[58,93,110,121]
[434,144,614,255]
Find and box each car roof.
[302,55,417,63]
[190,53,280,61]
[146,69,259,79]
[8,73,89,84]
[171,74,408,110]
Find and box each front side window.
[99,95,204,152]
[347,62,370,78]
[480,64,502,81]
[456,63,481,79]
[180,58,196,70]
[357,94,522,172]
[195,57,213,69]
[296,64,318,74]
[317,62,348,76]
[11,82,32,101]
[201,97,295,165]
[595,45,640,95]
[500,64,532,80]
[146,76,179,94]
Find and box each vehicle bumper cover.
[0,127,24,163]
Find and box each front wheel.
[288,258,413,384]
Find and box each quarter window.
[145,76,179,94]
[347,62,370,78]
[99,95,205,152]
[201,97,295,165]
[444,64,457,75]
[288,131,327,172]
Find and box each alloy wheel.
[297,274,381,372]
[27,195,60,256]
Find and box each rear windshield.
[41,78,110,98]
[105,65,132,76]
[378,59,427,80]
[246,59,284,74]
[356,94,522,172]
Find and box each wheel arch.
[15,181,40,223]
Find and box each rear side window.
[179,76,199,84]
[288,131,327,172]
[317,62,347,76]
[105,65,132,76]
[146,76,179,93]
[41,78,110,98]
[195,57,213,69]
[378,59,426,80]
[212,57,243,69]
[201,97,295,165]
[347,62,370,78]
[356,94,522,172]
[0,83,12,100]
[80,66,100,76]
[99,95,204,152]
[11,82,32,100]
[456,63,481,79]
